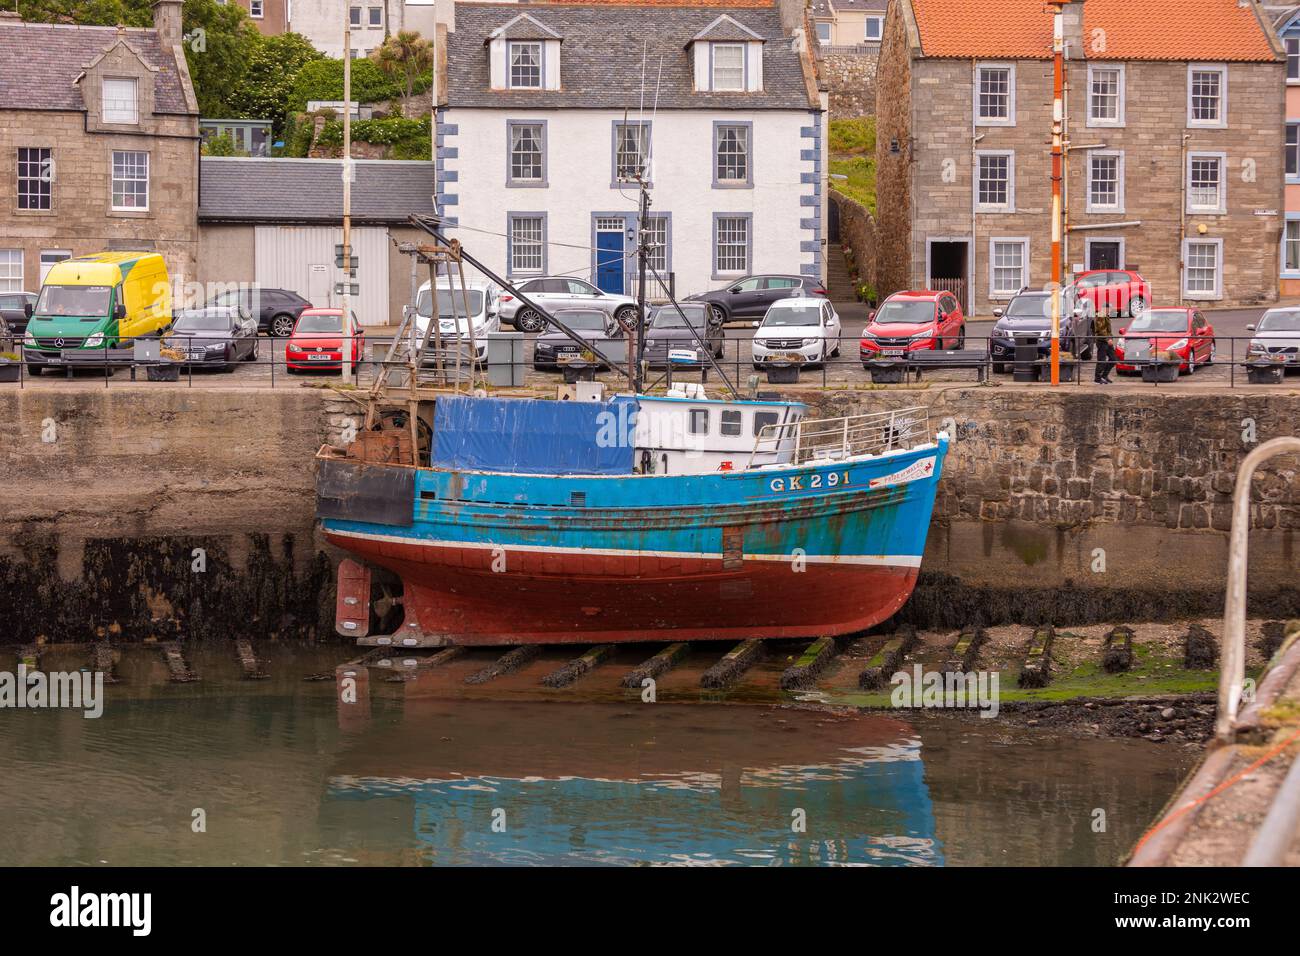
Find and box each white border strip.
[324,528,923,568]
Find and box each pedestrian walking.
[1093,311,1116,384]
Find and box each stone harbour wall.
[0,385,1296,643]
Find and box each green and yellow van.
[23,253,172,372]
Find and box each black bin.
[1012,334,1038,382]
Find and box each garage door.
[254,226,391,327]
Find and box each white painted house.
[437,3,827,300]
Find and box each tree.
[226,32,325,134]
[179,0,259,118]
[370,30,434,103]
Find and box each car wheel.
[614,306,639,331]
[270,314,295,337]
[992,362,1007,374]
[752,362,763,370]
[1128,296,1147,318]
[245,341,258,361]
[516,308,545,333]
[956,325,966,350]
[710,305,727,326]
[25,364,41,376]
[1205,341,1216,366]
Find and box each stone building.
[0,1,200,295]
[290,0,452,58]
[1266,4,1300,296]
[224,0,291,36]
[874,0,1285,314]
[811,0,884,116]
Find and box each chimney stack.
[151,0,183,48]
[1061,0,1087,60]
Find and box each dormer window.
[102,77,139,124]
[711,43,745,92]
[509,41,542,89]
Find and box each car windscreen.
[36,285,112,317]
[296,313,343,333]
[1126,310,1188,333]
[1258,310,1300,332]
[762,305,822,327]
[173,312,233,332]
[652,306,706,328]
[417,289,484,319]
[873,300,934,324]
[552,311,607,331]
[1005,295,1051,319]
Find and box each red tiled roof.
[911,0,1279,62]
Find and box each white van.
[410,279,501,363]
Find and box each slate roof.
[910,0,1281,62]
[489,12,564,41]
[0,21,192,113]
[198,159,437,224]
[448,2,814,109]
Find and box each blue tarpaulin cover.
[431,396,638,475]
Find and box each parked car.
[643,303,725,368]
[413,279,501,365]
[285,308,363,373]
[533,308,624,371]
[1246,308,1300,372]
[986,289,1094,372]
[1115,307,1215,373]
[685,274,828,326]
[163,307,259,370]
[498,276,639,333]
[203,287,312,337]
[751,297,842,369]
[0,291,37,336]
[1067,269,1149,318]
[859,290,964,364]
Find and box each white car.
[750,297,842,368]
[411,279,501,363]
[1247,308,1300,369]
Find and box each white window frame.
[711,43,745,92]
[1186,151,1227,214]
[974,63,1015,127]
[349,7,361,27]
[250,0,264,18]
[864,16,883,42]
[101,77,139,125]
[507,121,545,186]
[17,146,53,212]
[1181,238,1223,300]
[508,215,546,276]
[1289,124,1300,182]
[39,249,71,284]
[0,249,23,293]
[1086,63,1125,128]
[1288,37,1300,84]
[988,237,1029,298]
[975,150,1015,212]
[1283,220,1300,275]
[713,215,750,277]
[368,7,382,28]
[1085,150,1125,214]
[613,121,651,184]
[508,41,543,90]
[1187,63,1228,129]
[815,21,831,45]
[111,149,150,212]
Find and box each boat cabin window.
[721,410,742,436]
[754,411,780,436]
[688,408,709,435]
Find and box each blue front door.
[596,224,625,294]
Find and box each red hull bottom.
[327,533,919,646]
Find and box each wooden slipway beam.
[621,643,689,689]
[465,645,540,685]
[542,645,614,688]
[701,639,764,689]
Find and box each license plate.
[307,354,332,361]
[883,349,904,357]
[188,351,205,360]
[45,356,63,364]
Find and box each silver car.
[498,276,639,333]
[1247,308,1300,370]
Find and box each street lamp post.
[341,11,354,385]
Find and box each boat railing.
[747,406,932,469]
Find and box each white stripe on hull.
[323,526,924,569]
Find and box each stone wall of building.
[829,190,876,295]
[818,50,879,117]
[871,2,913,302]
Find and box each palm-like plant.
[370,30,434,103]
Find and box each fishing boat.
[315,215,948,647]
[317,386,947,646]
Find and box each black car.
[202,287,311,337]
[643,303,725,368]
[0,291,37,336]
[532,309,626,371]
[988,289,1095,372]
[163,307,259,370]
[685,274,828,325]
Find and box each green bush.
[201,133,244,157]
[829,118,876,157]
[314,115,432,160]
[289,58,431,113]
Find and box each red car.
[1115,307,1215,373]
[1069,269,1150,318]
[860,290,965,364]
[285,308,364,373]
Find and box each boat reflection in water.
[326,702,941,866]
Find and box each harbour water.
[0,644,1195,867]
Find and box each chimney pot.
[151,0,183,48]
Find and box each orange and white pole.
[1049,3,1064,385]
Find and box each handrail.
[747,406,930,469]
[1216,436,1300,742]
